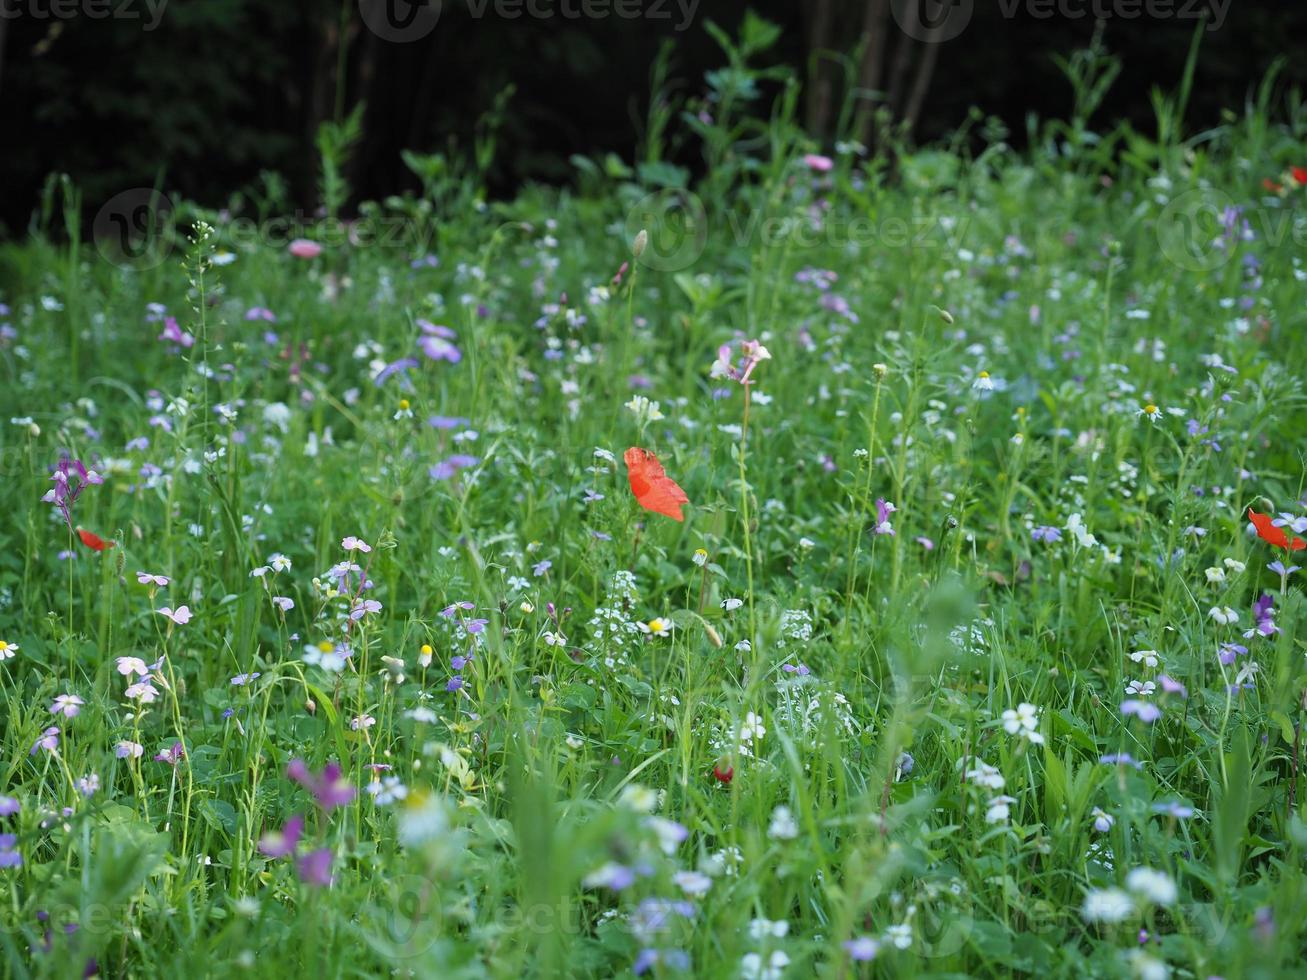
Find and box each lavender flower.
[258,814,304,858]
[429,454,480,481]
[41,456,103,531]
[296,847,334,887]
[287,760,356,811]
[1121,700,1162,723]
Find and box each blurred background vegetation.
[2,0,1305,232]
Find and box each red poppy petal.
[76,528,113,551]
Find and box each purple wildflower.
[843,937,880,961]
[296,847,334,887]
[1218,642,1248,665]
[157,316,195,348]
[429,454,480,480]
[873,498,896,536]
[373,357,419,388]
[0,834,21,868]
[1152,801,1195,819]
[41,456,103,531]
[1157,675,1187,698]
[417,321,461,363]
[1100,753,1143,768]
[258,814,304,858]
[287,760,356,811]
[1031,525,1061,543]
[710,339,771,385]
[1121,700,1162,723]
[30,727,60,755]
[1245,593,1278,638]
[153,742,185,766]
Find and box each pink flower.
[287,759,356,811]
[874,499,896,536]
[297,847,334,887]
[710,339,772,385]
[157,316,195,348]
[341,536,371,553]
[136,571,169,587]
[803,153,834,173]
[288,239,323,259]
[259,814,304,858]
[158,605,192,625]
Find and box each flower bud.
[632,229,648,258]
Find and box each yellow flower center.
[1144,404,1158,415]
[318,640,334,653]
[978,371,990,379]
[420,644,433,656]
[398,399,410,411]
[0,641,8,652]
[648,619,666,633]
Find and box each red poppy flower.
[712,761,734,784]
[624,447,689,522]
[1248,509,1306,551]
[1292,166,1307,187]
[76,528,113,551]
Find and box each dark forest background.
[2,0,1305,234]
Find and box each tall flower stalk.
[712,340,771,654]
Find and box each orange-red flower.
[76,528,113,551]
[1248,509,1306,551]
[624,447,689,522]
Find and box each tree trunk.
[854,0,892,148]
[903,21,943,138]
[803,0,836,138]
